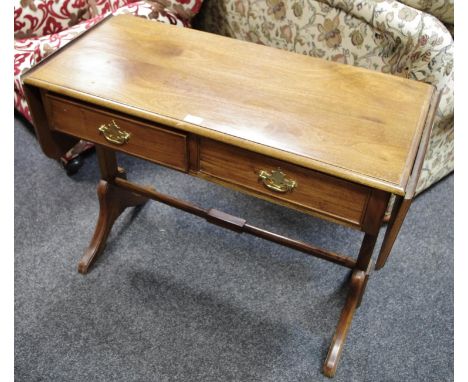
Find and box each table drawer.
[199,139,371,227]
[46,94,188,172]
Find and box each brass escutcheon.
[98,120,130,145]
[258,168,297,193]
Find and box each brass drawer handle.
[98,120,130,145]
[258,168,297,193]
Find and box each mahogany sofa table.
[23,15,438,378]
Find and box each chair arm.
[14,0,92,39]
[87,0,139,18]
[397,0,453,25]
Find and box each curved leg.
[78,180,149,274]
[323,270,366,378]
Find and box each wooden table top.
[24,15,436,195]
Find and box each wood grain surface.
[46,93,188,172]
[199,138,371,227]
[21,15,440,377]
[23,15,435,195]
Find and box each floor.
[15,118,453,382]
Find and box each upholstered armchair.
[196,0,454,197]
[14,0,202,173]
[398,0,453,34]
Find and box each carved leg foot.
[78,179,149,274]
[323,270,366,378]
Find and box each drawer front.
[199,139,371,227]
[46,94,188,172]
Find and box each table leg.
[78,146,149,274]
[322,232,379,377]
[323,269,366,377]
[78,180,149,274]
[375,196,412,270]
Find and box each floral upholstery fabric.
[397,0,454,25]
[197,0,454,197]
[14,0,92,39]
[14,0,198,164]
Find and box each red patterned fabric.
[14,14,106,122]
[114,1,189,25]
[154,0,203,21]
[14,0,93,39]
[14,0,198,164]
[87,0,138,17]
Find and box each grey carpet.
[14,117,453,382]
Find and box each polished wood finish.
[242,224,356,269]
[23,85,78,160]
[375,86,440,270]
[187,134,200,172]
[21,14,439,378]
[405,91,441,199]
[113,176,357,269]
[361,190,391,235]
[323,270,367,378]
[78,179,149,274]
[45,94,189,172]
[112,172,377,373]
[96,145,120,180]
[323,229,382,375]
[199,138,371,228]
[78,147,150,273]
[206,209,246,232]
[24,14,435,195]
[355,233,379,271]
[375,196,411,270]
